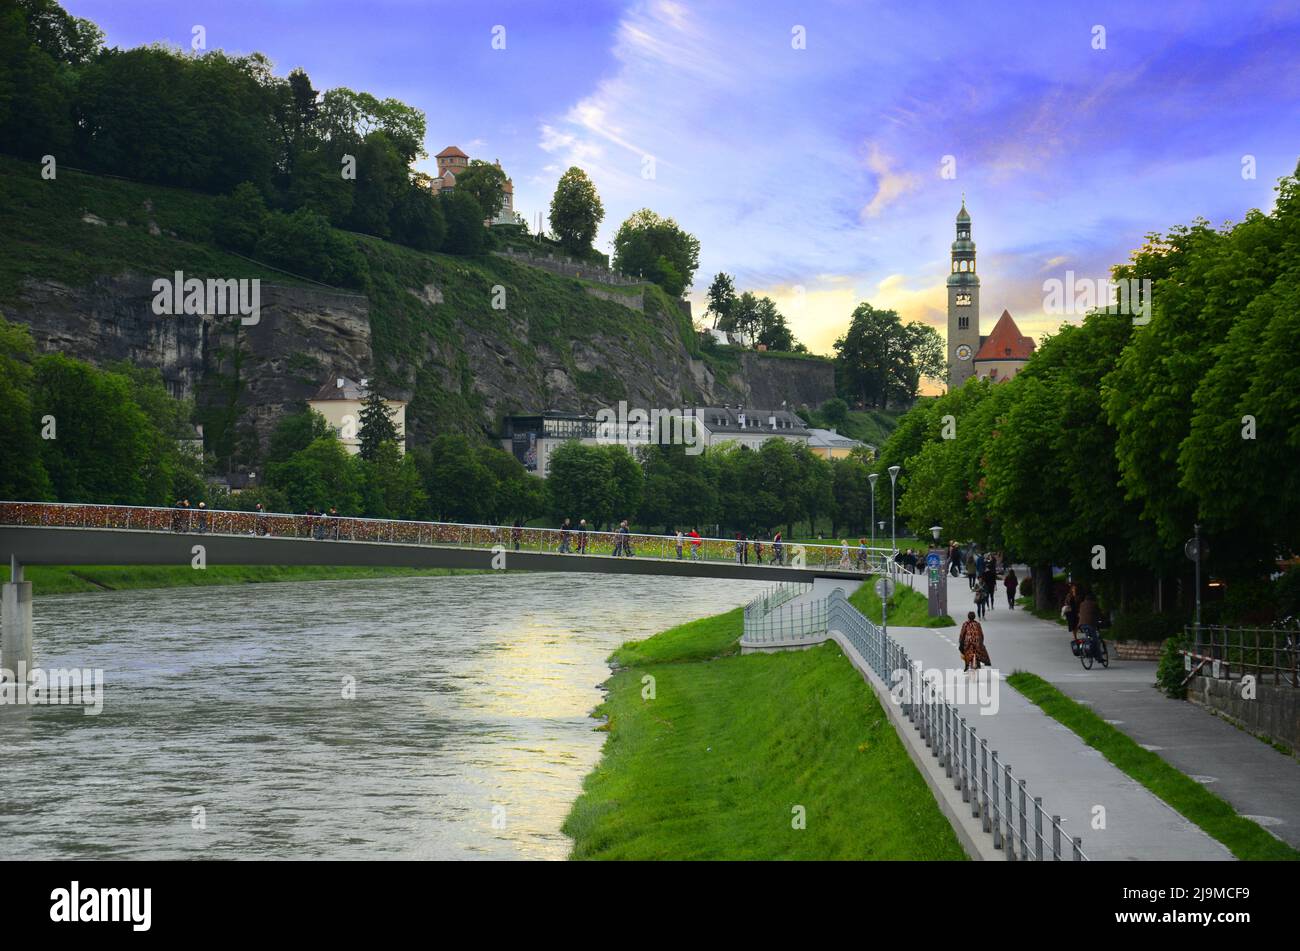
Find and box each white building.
[307,376,407,456]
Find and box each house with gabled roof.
[973,309,1036,382]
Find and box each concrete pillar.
[2,556,33,682]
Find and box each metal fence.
[739,582,1089,860]
[742,597,828,644]
[0,501,891,576]
[1187,625,1299,687]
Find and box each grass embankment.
[0,564,476,595]
[851,580,954,627]
[563,606,966,860]
[1008,672,1300,861]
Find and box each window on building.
[958,315,969,329]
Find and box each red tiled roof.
[973,310,1035,362]
[436,145,468,158]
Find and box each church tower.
[946,198,981,389]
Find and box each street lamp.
[868,473,879,553]
[888,465,901,558]
[930,525,942,542]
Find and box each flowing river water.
[0,572,769,860]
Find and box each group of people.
[942,543,1018,619]
[733,531,787,565]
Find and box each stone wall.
[1187,674,1300,750]
[491,248,648,287]
[1113,641,1164,661]
[737,352,836,411]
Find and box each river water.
[0,572,768,860]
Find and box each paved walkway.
[890,569,1300,854]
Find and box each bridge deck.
[0,525,870,583]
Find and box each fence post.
[956,719,967,795]
[1018,780,1028,861]
[1052,816,1062,861]
[981,743,991,832]
[969,728,980,819]
[1034,798,1044,861]
[993,748,1003,847]
[1002,762,1014,858]
[1072,836,1084,861]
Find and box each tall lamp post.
[888,465,901,561]
[868,473,879,559]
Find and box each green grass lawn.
[1008,672,1300,861]
[0,563,480,595]
[563,606,966,860]
[850,578,953,627]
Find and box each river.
[0,572,769,860]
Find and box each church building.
[945,200,1034,389]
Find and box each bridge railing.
[0,501,897,575]
[739,582,1089,861]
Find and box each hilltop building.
[431,146,518,226]
[946,199,1035,388]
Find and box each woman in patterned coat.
[958,611,992,672]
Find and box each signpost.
[926,549,947,618]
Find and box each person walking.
[839,539,852,569]
[948,541,961,577]
[754,537,765,564]
[577,519,588,554]
[675,529,684,560]
[618,520,633,557]
[772,530,783,566]
[974,579,988,619]
[1003,567,1018,609]
[982,563,997,611]
[959,611,991,672]
[559,518,572,554]
[965,550,977,590]
[1064,583,1080,636]
[688,528,701,561]
[511,520,522,552]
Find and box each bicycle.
[1074,624,1109,670]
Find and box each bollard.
[1034,798,1044,861]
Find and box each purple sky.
[66,0,1300,366]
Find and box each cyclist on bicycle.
[1077,591,1101,652]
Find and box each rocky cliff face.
[5,266,834,459]
[8,274,373,452]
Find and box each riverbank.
[562,605,966,860]
[0,563,481,595]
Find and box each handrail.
[0,501,898,575]
[740,583,1089,861]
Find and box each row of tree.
[876,165,1300,618]
[703,273,804,352]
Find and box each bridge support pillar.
[2,556,33,682]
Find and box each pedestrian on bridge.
[512,520,522,551]
[771,531,783,565]
[959,612,991,672]
[689,528,702,560]
[577,519,588,554]
[675,530,684,559]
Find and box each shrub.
[255,208,368,287]
[1156,634,1190,699]
[1019,575,1033,598]
[216,182,268,253]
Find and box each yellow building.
[807,428,872,460]
[307,376,407,455]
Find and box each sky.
[66,0,1300,367]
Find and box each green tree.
[547,441,614,527]
[612,208,700,297]
[416,434,493,522]
[216,181,269,254]
[265,434,362,514]
[439,189,486,256]
[549,166,605,254]
[834,303,944,409]
[0,313,52,499]
[456,159,508,223]
[389,183,445,252]
[267,407,332,466]
[357,388,400,461]
[359,439,426,518]
[704,272,737,330]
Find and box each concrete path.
[890,568,1300,855]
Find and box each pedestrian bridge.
[0,501,892,583]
